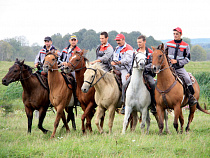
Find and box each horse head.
[151,43,167,73]
[81,62,104,93]
[64,49,88,73]
[43,50,59,72]
[133,51,146,70]
[2,58,27,86]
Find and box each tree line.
[0,29,208,62]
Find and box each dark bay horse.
[2,59,50,134]
[43,51,76,138]
[151,44,209,134]
[64,50,101,134]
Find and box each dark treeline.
[0,29,161,62]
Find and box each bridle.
[133,52,146,69]
[153,49,171,73]
[14,63,33,81]
[44,53,59,71]
[84,67,108,88]
[68,53,86,71]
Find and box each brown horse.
[43,51,75,138]
[2,58,50,134]
[151,44,209,134]
[64,50,100,134]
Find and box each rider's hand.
[62,62,67,65]
[90,61,96,65]
[170,59,177,64]
[125,73,130,80]
[34,63,38,68]
[111,61,117,65]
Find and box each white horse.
[122,52,170,134]
[81,63,122,134]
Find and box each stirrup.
[188,95,198,107]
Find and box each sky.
[0,0,209,46]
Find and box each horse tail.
[74,105,77,116]
[196,102,210,114]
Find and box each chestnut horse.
[64,50,99,134]
[43,51,75,138]
[2,59,50,134]
[151,44,209,134]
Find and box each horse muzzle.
[63,66,71,73]
[152,65,160,74]
[2,78,10,86]
[43,65,49,73]
[81,83,90,93]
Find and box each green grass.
[0,109,209,157]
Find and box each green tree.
[183,37,192,48]
[191,45,207,61]
[0,40,15,61]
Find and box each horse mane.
[15,59,33,74]
[88,63,115,85]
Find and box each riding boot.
[149,88,157,114]
[72,81,80,106]
[188,85,198,107]
[120,77,131,114]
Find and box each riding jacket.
[164,39,190,69]
[34,45,56,65]
[58,45,81,64]
[96,42,113,71]
[112,43,133,72]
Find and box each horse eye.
[52,58,55,61]
[76,59,80,61]
[91,75,94,78]
[14,70,18,72]
[159,55,162,58]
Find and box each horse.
[2,58,50,134]
[43,51,76,138]
[64,50,99,134]
[151,43,210,134]
[81,62,122,134]
[122,52,169,134]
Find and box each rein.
[133,52,146,69]
[84,68,108,88]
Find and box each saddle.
[34,72,49,91]
[61,72,74,90]
[112,69,122,91]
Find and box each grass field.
[0,60,210,157]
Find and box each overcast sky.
[0,0,209,46]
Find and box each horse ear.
[20,59,25,65]
[81,49,88,57]
[51,49,55,54]
[161,43,164,51]
[15,58,18,62]
[151,46,156,52]
[86,60,90,67]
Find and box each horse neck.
[94,71,111,94]
[20,69,37,92]
[156,57,175,89]
[74,62,86,89]
[48,65,63,90]
[130,68,144,87]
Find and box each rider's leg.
[144,73,156,113]
[176,68,197,106]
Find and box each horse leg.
[51,106,69,138]
[25,106,33,133]
[108,106,116,135]
[179,109,184,134]
[122,105,132,134]
[100,112,105,130]
[86,108,95,132]
[146,109,151,135]
[173,106,181,133]
[65,106,76,130]
[186,103,196,133]
[141,107,148,134]
[38,107,48,134]
[156,105,164,135]
[131,110,138,132]
[164,109,170,134]
[95,106,106,134]
[81,103,94,133]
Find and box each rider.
[58,35,81,106]
[34,36,57,74]
[90,31,113,72]
[120,35,157,114]
[164,27,197,106]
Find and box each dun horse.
[43,51,75,138]
[122,52,169,134]
[81,63,122,134]
[151,44,209,134]
[64,50,99,134]
[2,59,50,134]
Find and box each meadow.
[0,60,210,157]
